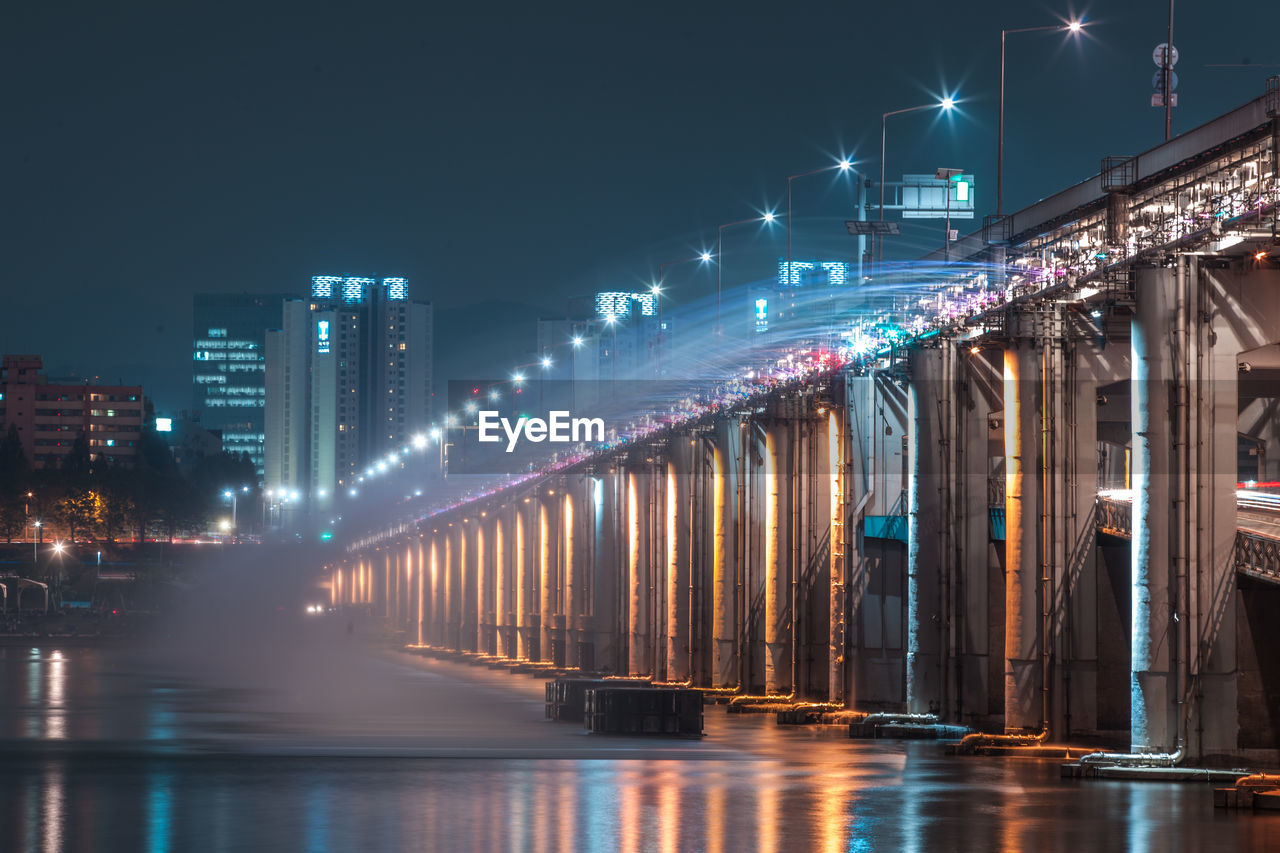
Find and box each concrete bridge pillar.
[1131,262,1181,753]
[460,518,478,653]
[589,467,623,674]
[764,421,793,695]
[563,479,587,669]
[711,421,742,689]
[427,535,442,640]
[476,515,494,655]
[538,491,560,665]
[907,345,949,715]
[1004,319,1044,732]
[445,524,462,650]
[666,442,693,683]
[515,498,538,660]
[494,511,513,658]
[626,464,654,677]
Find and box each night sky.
[5,1,1277,410]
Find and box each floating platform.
[545,677,651,723]
[1061,762,1246,782]
[849,718,968,740]
[584,687,703,737]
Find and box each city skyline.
[6,3,1276,411]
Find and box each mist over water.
[3,543,1278,850]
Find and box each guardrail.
[1097,497,1133,539]
[1236,532,1280,583]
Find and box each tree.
[99,478,135,543]
[55,489,103,543]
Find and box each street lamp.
[717,212,779,333]
[785,158,854,289]
[652,251,712,374]
[32,520,42,571]
[997,20,1086,215]
[570,333,584,408]
[879,98,955,270]
[221,489,236,527]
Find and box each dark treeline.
[0,420,257,545]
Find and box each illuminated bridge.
[329,80,1280,764]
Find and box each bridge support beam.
[516,503,537,660]
[626,466,653,677]
[666,444,693,683]
[764,422,793,695]
[1004,318,1044,732]
[590,468,622,674]
[907,345,949,715]
[712,423,741,688]
[478,516,495,655]
[495,513,512,658]
[564,480,586,669]
[538,492,559,665]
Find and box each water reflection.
[5,647,1280,851]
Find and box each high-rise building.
[264,276,432,510]
[0,354,145,469]
[192,293,292,476]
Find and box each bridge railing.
[1096,497,1133,539]
[1236,531,1280,583]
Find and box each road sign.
[1151,70,1179,91]
[1153,43,1179,67]
[900,174,975,220]
[1151,93,1179,108]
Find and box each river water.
[2,633,1277,852]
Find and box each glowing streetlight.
[512,371,525,385]
[997,20,1086,215]
[222,489,239,529]
[412,433,428,450]
[716,212,779,332]
[785,156,858,295]
[540,355,553,369]
[879,97,956,269]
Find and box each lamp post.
[651,251,712,375]
[223,489,238,530]
[785,159,854,289]
[880,99,954,271]
[570,334,584,409]
[32,520,42,573]
[717,213,776,334]
[997,20,1084,216]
